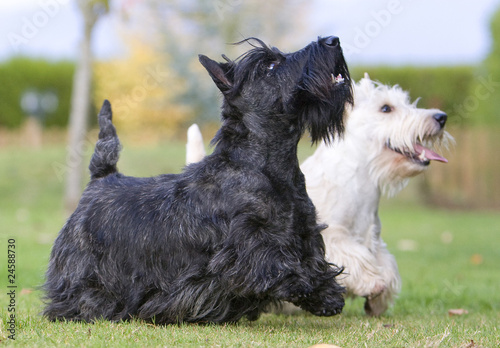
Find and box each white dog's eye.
[381,105,392,113]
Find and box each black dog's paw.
[298,297,344,316]
[305,300,344,316]
[273,274,314,303]
[295,286,345,317]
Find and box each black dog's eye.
[267,62,276,70]
[381,105,392,113]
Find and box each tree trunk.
[64,4,98,213]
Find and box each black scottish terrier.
[43,36,353,324]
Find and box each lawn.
[0,139,499,347]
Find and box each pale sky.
[1,0,499,65]
[312,0,500,65]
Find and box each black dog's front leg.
[294,228,345,316]
[207,214,315,301]
[295,279,345,316]
[294,264,345,316]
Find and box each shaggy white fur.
[302,74,451,315]
[186,74,452,316]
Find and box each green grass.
[0,140,499,347]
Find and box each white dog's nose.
[433,113,447,129]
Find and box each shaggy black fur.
[43,36,353,325]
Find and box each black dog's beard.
[296,83,352,144]
[294,43,353,144]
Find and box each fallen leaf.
[470,254,483,265]
[464,339,476,348]
[440,231,453,244]
[20,288,33,295]
[397,239,418,251]
[448,308,468,316]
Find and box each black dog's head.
[199,36,353,144]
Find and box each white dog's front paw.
[364,280,399,316]
[364,289,389,317]
[369,281,386,298]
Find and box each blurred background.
[0,0,499,212]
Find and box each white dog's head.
[348,73,453,194]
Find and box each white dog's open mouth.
[387,142,448,166]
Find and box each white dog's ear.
[356,72,375,100]
[360,72,374,86]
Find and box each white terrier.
[186,74,452,316]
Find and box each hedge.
[0,58,493,128]
[0,58,74,128]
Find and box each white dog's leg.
[364,243,401,316]
[322,226,386,301]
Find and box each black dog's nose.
[433,113,447,129]
[324,36,340,47]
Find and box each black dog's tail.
[89,100,122,180]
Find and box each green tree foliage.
[0,58,74,128]
[484,7,500,81]
[119,0,309,124]
[469,6,500,126]
[94,38,192,141]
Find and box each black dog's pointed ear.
[199,55,233,93]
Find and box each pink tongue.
[414,143,448,163]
